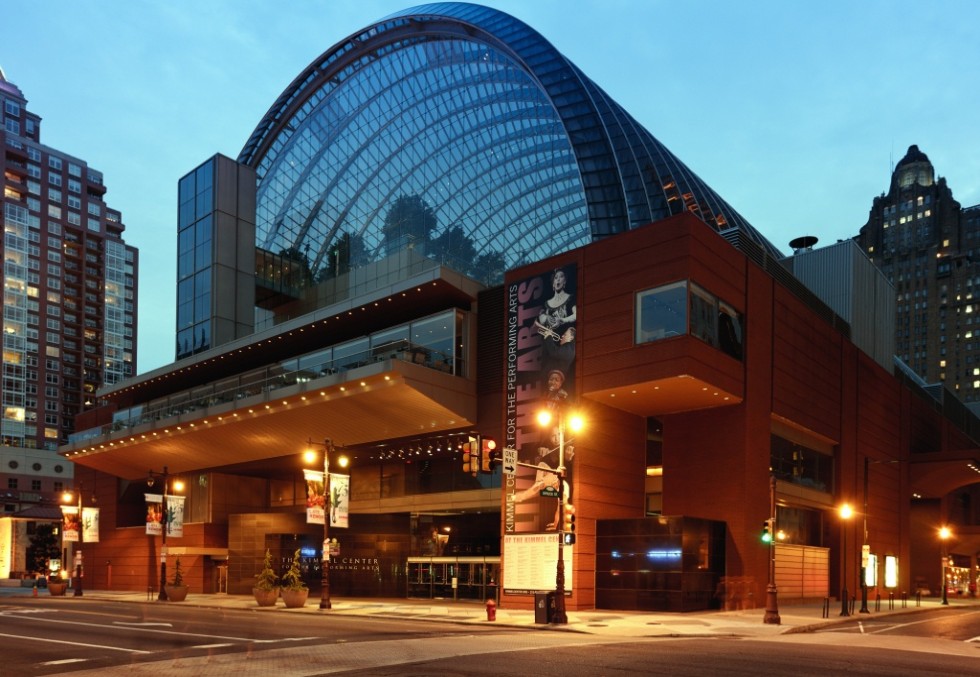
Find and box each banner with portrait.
[305,469,326,525]
[145,494,163,535]
[61,505,80,543]
[504,262,578,535]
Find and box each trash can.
[534,592,556,623]
[534,592,551,623]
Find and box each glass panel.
[689,283,718,347]
[635,281,687,343]
[411,312,454,370]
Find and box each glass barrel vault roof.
[238,2,781,286]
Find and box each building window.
[635,281,743,360]
[636,282,687,342]
[31,480,42,491]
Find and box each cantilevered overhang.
[61,361,475,481]
[583,373,742,417]
[909,451,980,499]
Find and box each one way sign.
[502,447,517,476]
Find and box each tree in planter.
[170,557,185,586]
[253,549,279,606]
[280,548,309,608]
[167,557,188,601]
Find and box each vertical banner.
[81,507,100,543]
[61,505,80,543]
[145,494,163,535]
[329,474,350,528]
[168,495,185,538]
[305,469,325,525]
[504,263,578,535]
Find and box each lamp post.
[147,467,181,601]
[839,503,853,616]
[305,439,348,610]
[536,407,582,626]
[61,488,83,597]
[939,526,951,606]
[860,457,900,614]
[762,474,780,624]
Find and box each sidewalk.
[6,585,969,638]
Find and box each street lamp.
[304,439,349,610]
[147,467,183,601]
[839,503,853,616]
[61,488,84,597]
[860,457,900,614]
[939,526,951,606]
[762,474,780,624]
[535,407,583,625]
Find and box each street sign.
[503,447,517,476]
[540,487,560,498]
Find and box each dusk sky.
[5,0,979,372]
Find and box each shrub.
[254,549,279,591]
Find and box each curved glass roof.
[239,2,781,286]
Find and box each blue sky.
[5,0,980,372]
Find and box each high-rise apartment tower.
[1,68,138,512]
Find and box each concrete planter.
[166,585,188,602]
[47,582,67,596]
[252,587,279,607]
[281,588,309,608]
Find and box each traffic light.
[480,437,498,473]
[462,437,479,476]
[761,518,773,543]
[563,503,576,544]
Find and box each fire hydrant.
[485,598,496,621]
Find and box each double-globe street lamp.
[535,406,583,626]
[304,439,349,610]
[147,467,183,601]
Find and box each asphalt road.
[2,597,978,676]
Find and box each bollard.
[874,592,881,612]
[822,597,830,618]
[485,598,496,622]
[888,591,894,610]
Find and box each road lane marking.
[42,659,89,666]
[0,631,151,654]
[114,621,174,627]
[192,643,234,649]
[4,614,316,643]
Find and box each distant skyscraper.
[0,68,138,511]
[857,145,980,400]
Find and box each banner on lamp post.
[167,495,185,538]
[61,505,80,543]
[329,474,349,528]
[145,494,163,535]
[145,494,184,537]
[81,507,100,543]
[305,469,326,525]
